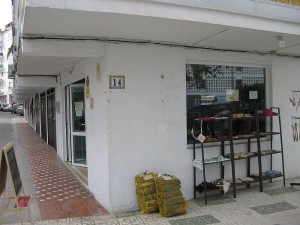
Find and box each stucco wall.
[56,57,111,211]
[272,57,300,177]
[103,43,293,212]
[54,42,300,213]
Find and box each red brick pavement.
[16,119,109,220]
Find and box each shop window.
[186,64,266,144]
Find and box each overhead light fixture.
[277,36,286,48]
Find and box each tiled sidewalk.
[11,180,300,225]
[4,117,300,225]
[15,120,108,220]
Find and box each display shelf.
[204,158,231,165]
[228,178,259,186]
[192,107,285,204]
[193,113,236,204]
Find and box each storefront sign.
[109,75,125,89]
[249,91,258,100]
[226,89,239,102]
[75,102,83,111]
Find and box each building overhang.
[18,0,300,60]
[13,0,300,102]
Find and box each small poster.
[96,63,101,82]
[86,75,90,97]
[249,91,258,100]
[226,89,239,102]
[90,97,94,109]
[76,111,82,117]
[74,102,83,111]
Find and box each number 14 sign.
[109,75,125,89]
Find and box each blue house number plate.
[109,75,125,89]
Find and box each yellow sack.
[155,174,187,217]
[157,190,182,201]
[135,172,159,214]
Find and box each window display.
[186,64,266,143]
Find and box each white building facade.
[11,0,300,212]
[0,23,14,104]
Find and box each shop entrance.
[67,83,87,167]
[47,88,56,149]
[40,92,47,141]
[35,93,40,135]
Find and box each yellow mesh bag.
[155,175,187,217]
[161,196,186,208]
[157,190,182,201]
[135,172,159,214]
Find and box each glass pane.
[71,86,85,132]
[186,64,266,143]
[73,136,86,165]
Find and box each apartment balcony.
[0,64,3,72]
[0,52,3,58]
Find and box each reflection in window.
[186,64,266,143]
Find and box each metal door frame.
[69,84,87,167]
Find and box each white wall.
[272,57,300,177]
[56,57,111,211]
[80,57,111,211]
[106,44,187,212]
[53,42,300,213]
[103,43,277,212]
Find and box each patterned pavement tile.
[264,187,300,196]
[15,121,109,220]
[251,202,297,215]
[33,219,58,225]
[193,195,236,207]
[117,216,144,225]
[93,218,120,225]
[139,214,171,225]
[169,215,220,225]
[115,211,140,218]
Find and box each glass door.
[70,84,86,166]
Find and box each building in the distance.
[0,23,14,104]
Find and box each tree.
[186,64,223,89]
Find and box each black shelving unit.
[255,107,286,192]
[192,107,285,204]
[192,113,236,204]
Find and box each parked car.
[16,104,24,116]
[2,104,12,112]
[12,103,23,114]
[0,103,9,111]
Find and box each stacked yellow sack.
[135,172,159,214]
[155,175,187,217]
